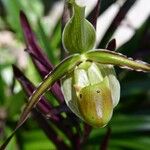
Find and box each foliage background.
[0,0,150,149]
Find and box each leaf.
[1,128,18,150]
[18,54,81,126]
[98,0,137,48]
[0,67,5,105]
[85,50,150,72]
[1,0,23,39]
[106,39,116,51]
[12,65,59,121]
[32,109,69,149]
[20,11,53,71]
[86,115,150,149]
[6,91,25,119]
[87,0,101,29]
[50,21,61,50]
[37,20,57,64]
[118,16,150,58]
[20,11,64,103]
[100,127,111,150]
[121,78,150,97]
[99,0,117,15]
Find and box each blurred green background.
[0,0,150,149]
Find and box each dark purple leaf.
[98,0,136,48]
[24,48,51,70]
[99,0,117,15]
[20,11,52,70]
[88,0,101,29]
[12,65,59,121]
[118,16,150,59]
[32,109,69,150]
[100,127,111,150]
[106,39,116,51]
[81,124,92,145]
[20,11,65,103]
[12,65,73,136]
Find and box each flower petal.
[85,50,150,72]
[96,64,120,107]
[78,77,113,127]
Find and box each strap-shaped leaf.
[0,54,81,150]
[85,50,150,72]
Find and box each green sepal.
[96,64,120,107]
[62,2,96,53]
[84,49,150,72]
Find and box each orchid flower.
[1,0,150,149]
[20,0,149,127]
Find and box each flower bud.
[61,62,120,127]
[62,2,96,53]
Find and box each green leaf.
[1,0,22,39]
[50,21,61,50]
[7,91,25,120]
[0,128,18,150]
[86,115,150,149]
[0,68,5,105]
[37,20,57,64]
[121,79,150,97]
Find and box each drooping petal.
[107,74,120,107]
[87,63,103,85]
[0,54,82,150]
[85,50,150,72]
[17,54,81,127]
[12,65,51,109]
[96,64,120,107]
[12,65,60,120]
[61,74,82,119]
[74,68,89,88]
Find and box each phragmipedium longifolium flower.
[14,0,150,128]
[1,0,150,149]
